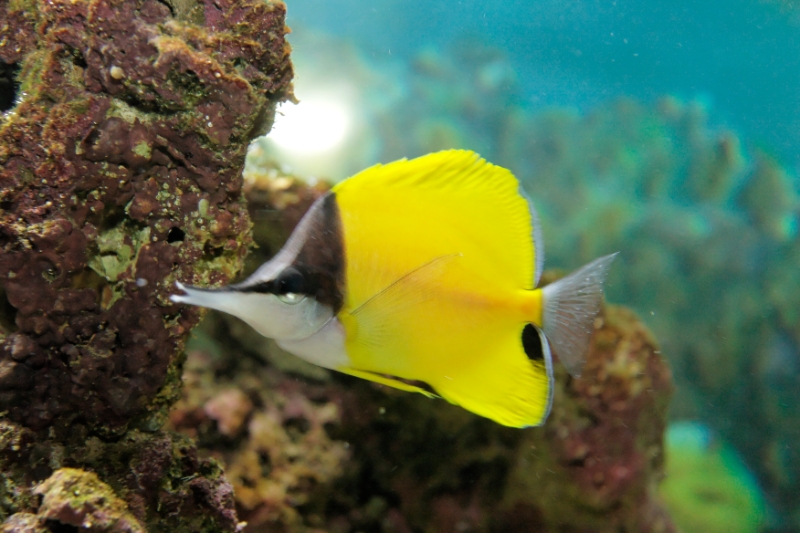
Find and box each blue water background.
[287,0,800,174]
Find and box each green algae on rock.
[0,419,240,532]
[30,468,144,533]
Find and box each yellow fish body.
[172,150,615,427]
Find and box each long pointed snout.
[170,281,334,342]
[170,281,238,314]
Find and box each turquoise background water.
[287,0,800,171]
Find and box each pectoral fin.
[348,254,461,353]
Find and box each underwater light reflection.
[268,94,352,155]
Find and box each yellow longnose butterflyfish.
[172,150,616,427]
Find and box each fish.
[171,150,616,428]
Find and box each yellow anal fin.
[338,367,439,398]
[431,324,554,428]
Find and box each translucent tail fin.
[541,253,618,377]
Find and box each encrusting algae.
[11,468,146,533]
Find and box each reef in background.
[0,0,292,529]
[502,99,798,528]
[165,171,677,533]
[660,421,767,533]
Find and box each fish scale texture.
[0,0,292,434]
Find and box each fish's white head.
[170,194,344,344]
[171,276,333,342]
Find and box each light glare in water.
[268,95,351,155]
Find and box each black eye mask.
[235,266,310,296]
[220,193,344,311]
[274,267,306,295]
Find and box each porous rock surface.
[0,421,241,532]
[0,0,291,434]
[0,0,292,530]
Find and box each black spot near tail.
[522,324,544,361]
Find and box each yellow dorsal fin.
[333,149,518,195]
[333,150,538,294]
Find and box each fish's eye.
[277,292,305,305]
[274,267,306,295]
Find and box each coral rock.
[168,346,350,532]
[0,513,46,533]
[0,0,292,529]
[0,419,241,532]
[501,305,676,533]
[0,0,292,435]
[34,468,145,533]
[204,388,254,437]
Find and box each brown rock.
[0,0,292,435]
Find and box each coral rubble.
[169,347,349,532]
[0,420,239,532]
[0,0,292,529]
